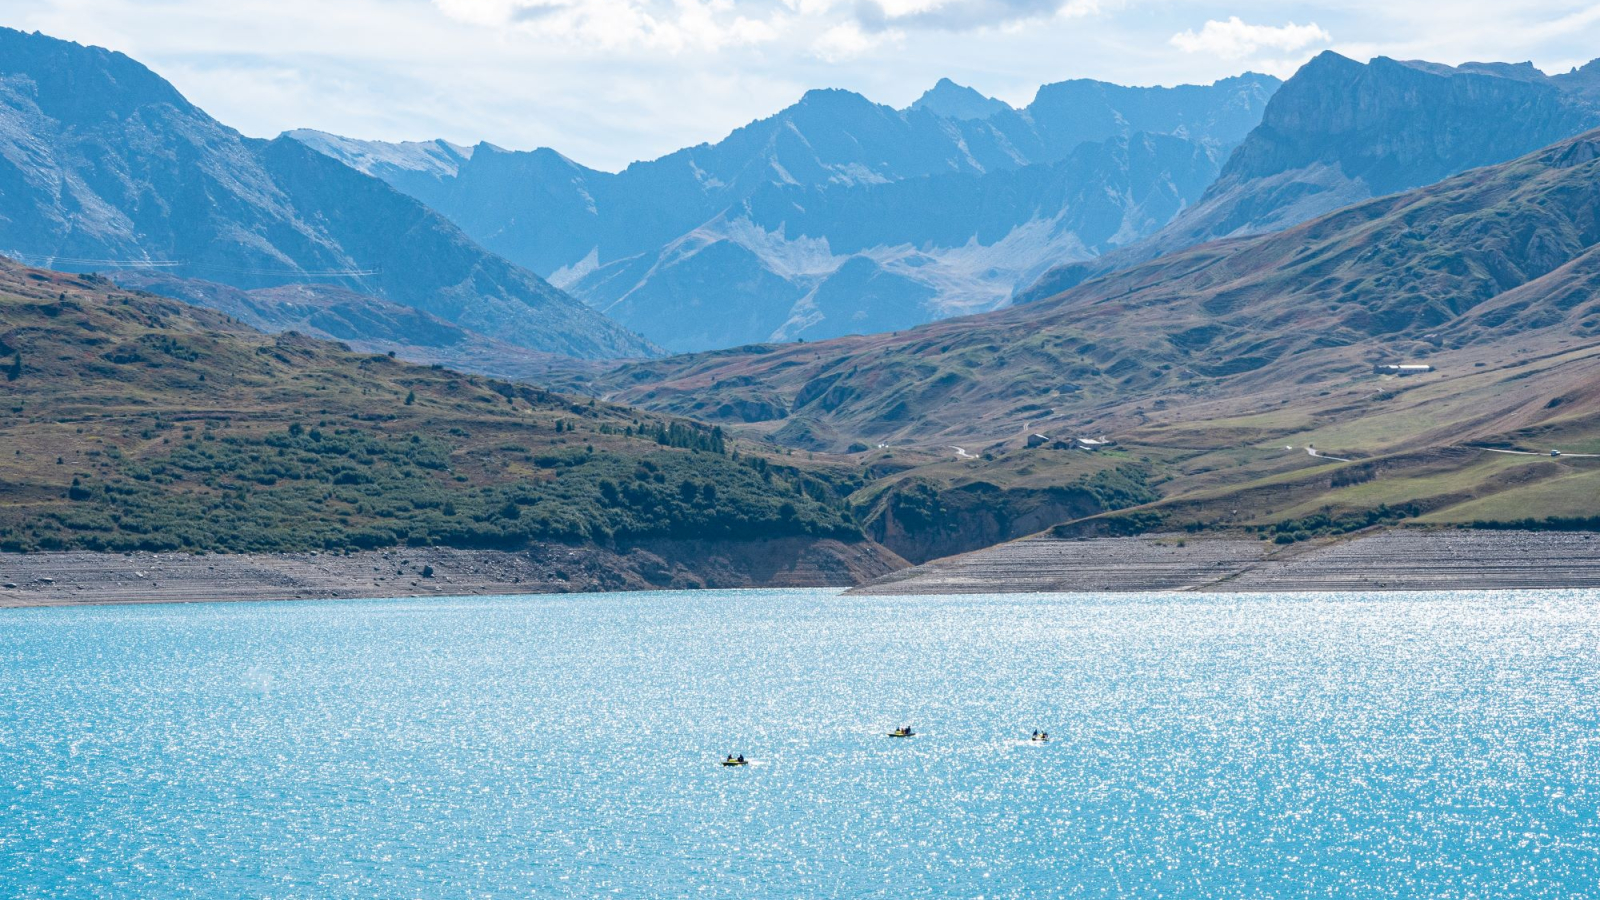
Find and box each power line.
[5,252,183,268]
[185,262,382,277]
[4,250,380,278]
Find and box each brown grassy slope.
[0,259,883,561]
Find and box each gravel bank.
[0,537,905,608]
[849,530,1600,595]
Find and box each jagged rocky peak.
[790,87,880,114]
[1553,57,1600,98]
[776,88,908,138]
[1226,50,1600,184]
[1022,71,1282,154]
[1018,51,1600,301]
[0,27,192,119]
[1452,60,1549,82]
[910,78,1011,120]
[288,63,1283,352]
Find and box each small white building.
[1374,364,1434,376]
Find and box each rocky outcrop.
[861,480,1106,564]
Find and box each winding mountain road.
[1481,447,1600,459]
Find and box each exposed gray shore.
[0,537,904,608]
[849,529,1600,595]
[7,530,1596,608]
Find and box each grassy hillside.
[0,260,863,555]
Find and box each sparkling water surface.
[3,588,1599,898]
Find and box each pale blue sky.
[11,1,1600,170]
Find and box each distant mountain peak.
[0,26,193,120]
[1215,71,1283,88]
[794,87,875,109]
[909,78,1010,120]
[1297,49,1362,73]
[1020,50,1600,299]
[294,66,1281,352]
[0,27,654,359]
[284,129,476,179]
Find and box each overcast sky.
[11,1,1600,170]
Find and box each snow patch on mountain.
[284,129,475,179]
[548,246,600,289]
[717,218,842,278]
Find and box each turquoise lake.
[2,588,1598,898]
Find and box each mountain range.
[1023,52,1600,298]
[0,27,653,359]
[5,24,1600,566]
[595,125,1600,446]
[8,27,1600,368]
[294,74,1278,351]
[580,124,1600,556]
[110,270,602,383]
[297,52,1600,355]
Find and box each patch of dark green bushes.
[1261,504,1419,544]
[0,425,857,554]
[1467,515,1600,532]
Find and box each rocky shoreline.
[0,537,905,608]
[849,529,1600,595]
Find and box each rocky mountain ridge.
[296,74,1280,350]
[0,27,654,359]
[1023,51,1600,299]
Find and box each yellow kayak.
[721,757,749,766]
[888,728,916,738]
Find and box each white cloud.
[433,0,517,27]
[813,21,900,60]
[873,0,948,19]
[434,0,782,52]
[13,0,1600,170]
[854,0,1096,32]
[1170,16,1330,60]
[438,0,1107,46]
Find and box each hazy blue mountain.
[112,271,596,382]
[571,133,1224,349]
[296,73,1277,351]
[284,130,475,212]
[0,27,653,359]
[1023,52,1600,300]
[909,78,1010,120]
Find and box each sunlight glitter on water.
[2,589,1598,898]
